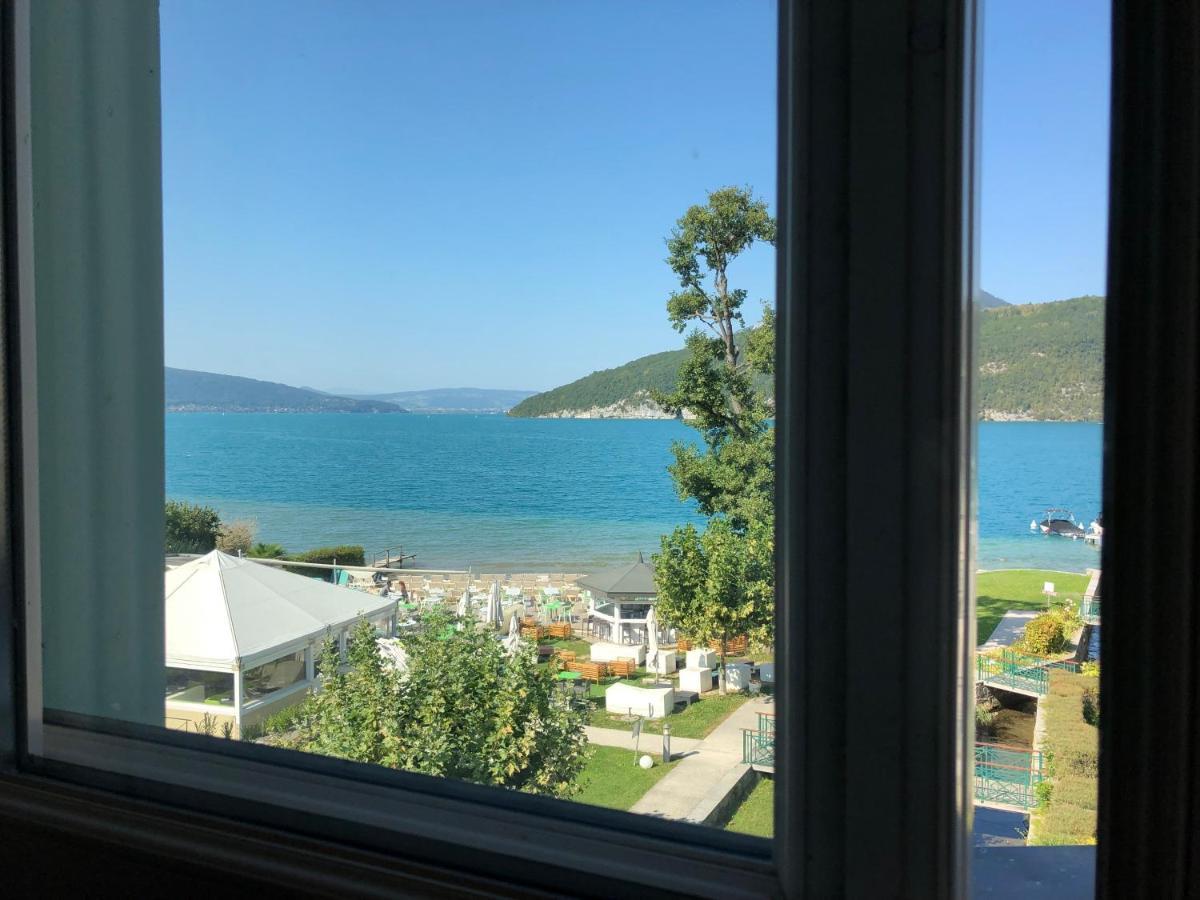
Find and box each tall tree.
[652,187,777,690]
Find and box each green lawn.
[726,776,774,838]
[573,745,680,811]
[976,569,1090,645]
[589,690,749,740]
[543,637,592,660]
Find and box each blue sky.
[161,0,1109,393]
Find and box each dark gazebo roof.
[577,552,657,599]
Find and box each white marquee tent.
[164,550,397,732]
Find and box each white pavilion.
[577,552,659,645]
[164,550,396,737]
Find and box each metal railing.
[757,711,776,734]
[976,650,1050,696]
[974,741,1044,809]
[742,728,775,769]
[1081,597,1101,625]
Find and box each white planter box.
[679,666,714,694]
[686,649,717,670]
[757,662,776,684]
[591,643,646,665]
[725,662,752,691]
[647,649,677,675]
[605,682,675,719]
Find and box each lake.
[166,415,1103,573]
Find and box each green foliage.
[285,545,366,567]
[250,542,287,559]
[654,519,774,689]
[1018,614,1067,655]
[977,295,1104,421]
[165,500,221,554]
[1030,670,1100,846]
[294,615,588,798]
[1079,660,1100,678]
[216,519,256,555]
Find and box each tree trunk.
[718,630,728,695]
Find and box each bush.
[216,519,256,555]
[250,542,287,559]
[1031,670,1100,845]
[295,615,589,797]
[286,545,366,566]
[1020,614,1067,655]
[165,500,221,553]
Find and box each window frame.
[0,0,989,896]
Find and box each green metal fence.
[1081,597,1101,625]
[757,711,776,734]
[742,728,775,769]
[976,650,1050,695]
[974,742,1044,809]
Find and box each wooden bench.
[555,649,577,664]
[566,660,607,682]
[521,624,545,640]
[547,622,573,639]
[709,635,749,656]
[607,658,637,678]
[676,638,694,652]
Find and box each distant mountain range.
[348,387,536,414]
[165,368,405,413]
[509,294,1104,422]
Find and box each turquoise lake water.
[166,415,1103,573]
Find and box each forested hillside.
[977,295,1104,420]
[510,296,1104,421]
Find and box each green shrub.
[286,545,366,566]
[1020,614,1067,655]
[1081,686,1100,727]
[250,542,287,559]
[1031,670,1100,846]
[165,500,221,554]
[1080,660,1100,678]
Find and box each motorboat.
[1033,507,1087,538]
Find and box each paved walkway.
[629,695,773,822]
[584,725,702,754]
[979,610,1039,650]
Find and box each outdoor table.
[556,670,581,681]
[543,600,563,622]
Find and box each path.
[979,610,1038,650]
[584,725,702,754]
[629,696,774,823]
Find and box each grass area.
[573,745,680,811]
[976,569,1089,644]
[589,690,749,740]
[543,637,592,659]
[725,775,774,838]
[1029,670,1099,846]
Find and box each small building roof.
[577,552,657,599]
[165,550,395,671]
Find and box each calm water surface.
[166,415,1102,572]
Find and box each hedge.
[1030,670,1100,845]
[285,545,366,567]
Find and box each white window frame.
[0,0,986,895]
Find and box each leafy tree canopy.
[165,500,221,554]
[293,615,589,798]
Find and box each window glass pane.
[242,651,307,704]
[973,0,1108,861]
[158,0,777,836]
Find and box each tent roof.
[165,550,395,670]
[576,552,657,598]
